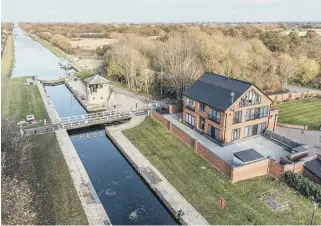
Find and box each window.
[233,111,242,124]
[239,89,261,107]
[185,113,195,127]
[199,102,205,112]
[208,125,220,141]
[246,106,268,121]
[208,107,221,124]
[232,128,240,141]
[244,122,267,137]
[186,98,195,111]
[199,117,205,131]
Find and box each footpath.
[37,82,111,225]
[106,115,209,225]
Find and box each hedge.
[284,172,321,204]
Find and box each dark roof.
[304,158,321,179]
[234,149,264,163]
[183,72,253,111]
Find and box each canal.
[12,25,177,225]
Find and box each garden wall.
[277,122,308,130]
[194,141,231,177]
[230,159,269,183]
[151,111,305,183]
[269,91,321,103]
[168,103,183,114]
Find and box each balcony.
[246,113,266,121]
[233,117,242,124]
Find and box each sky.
[2,0,321,23]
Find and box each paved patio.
[163,114,289,166]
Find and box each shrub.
[274,95,278,103]
[284,172,321,204]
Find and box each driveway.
[276,126,321,156]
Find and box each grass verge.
[1,34,15,78]
[275,97,321,129]
[123,116,321,225]
[1,77,88,224]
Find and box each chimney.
[230,92,235,103]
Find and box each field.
[1,34,14,78]
[1,77,87,224]
[70,38,118,50]
[123,117,321,225]
[275,98,321,129]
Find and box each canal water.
[12,26,177,225]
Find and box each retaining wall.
[151,111,306,183]
[230,159,269,183]
[269,91,321,102]
[277,122,308,130]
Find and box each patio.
[163,114,289,166]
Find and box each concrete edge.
[37,82,111,225]
[56,129,110,225]
[106,120,209,225]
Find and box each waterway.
[12,25,177,225]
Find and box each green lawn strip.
[1,77,88,224]
[276,98,321,129]
[30,134,87,225]
[1,34,14,78]
[123,117,321,224]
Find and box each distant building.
[84,74,111,105]
[182,72,278,144]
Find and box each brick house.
[182,72,278,144]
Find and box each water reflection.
[11,26,65,79]
[70,129,177,225]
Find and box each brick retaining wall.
[269,91,321,103]
[170,123,195,148]
[230,159,269,183]
[277,122,308,130]
[195,142,231,177]
[152,111,170,129]
[151,111,305,183]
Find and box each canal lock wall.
[37,83,111,225]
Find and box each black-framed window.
[208,125,220,141]
[239,89,261,107]
[232,128,240,141]
[185,98,195,111]
[233,111,242,124]
[185,113,195,127]
[244,122,267,137]
[246,106,268,121]
[199,116,205,131]
[208,107,220,124]
[199,102,205,112]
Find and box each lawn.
[123,117,321,225]
[275,98,321,130]
[1,34,14,78]
[1,77,87,224]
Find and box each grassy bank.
[1,34,15,78]
[1,77,87,224]
[275,97,321,129]
[123,117,321,225]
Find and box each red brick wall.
[169,103,183,114]
[170,124,195,148]
[277,122,308,130]
[230,159,269,183]
[152,111,170,129]
[268,159,284,179]
[195,142,231,177]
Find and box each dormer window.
[239,89,261,107]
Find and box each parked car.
[26,115,35,122]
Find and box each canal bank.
[37,83,110,225]
[106,116,209,225]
